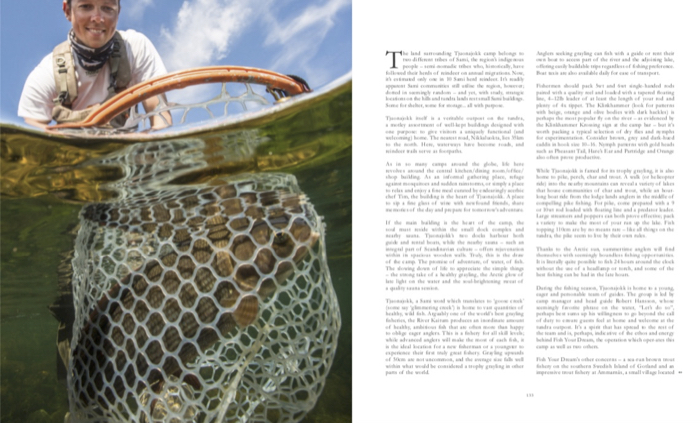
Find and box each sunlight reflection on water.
[0,80,351,423]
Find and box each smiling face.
[63,0,120,49]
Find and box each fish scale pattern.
[67,173,340,423]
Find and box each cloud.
[124,0,155,20]
[263,0,349,47]
[159,0,349,71]
[159,0,262,71]
[156,0,349,100]
[261,0,350,83]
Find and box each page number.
[526,393,534,398]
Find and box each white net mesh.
[123,83,275,134]
[62,81,289,136]
[94,134,268,201]
[66,173,340,423]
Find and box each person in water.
[18,0,170,130]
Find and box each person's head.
[63,0,120,49]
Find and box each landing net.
[66,173,340,423]
[50,67,311,136]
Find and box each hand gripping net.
[66,173,340,423]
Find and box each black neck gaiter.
[69,29,116,72]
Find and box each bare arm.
[24,118,51,131]
[142,95,172,130]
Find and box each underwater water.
[0,80,352,423]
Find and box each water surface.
[0,80,352,423]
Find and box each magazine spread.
[353,1,699,422]
[1,1,698,422]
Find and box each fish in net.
[57,173,340,423]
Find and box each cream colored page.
[353,1,699,422]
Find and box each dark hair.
[65,0,121,6]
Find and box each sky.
[0,0,352,126]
